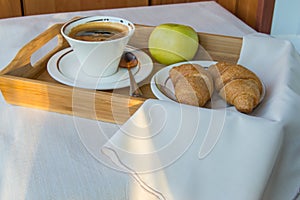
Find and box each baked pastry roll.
[169,64,214,107]
[208,62,263,113]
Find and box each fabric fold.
[238,34,300,200]
[102,99,283,200]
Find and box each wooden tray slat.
[0,23,242,124]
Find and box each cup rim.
[61,16,135,44]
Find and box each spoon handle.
[128,68,143,97]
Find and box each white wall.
[271,0,300,52]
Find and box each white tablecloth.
[1,2,295,200]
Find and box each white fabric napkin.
[238,34,300,200]
[102,33,300,200]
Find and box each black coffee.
[68,22,128,42]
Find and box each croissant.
[169,64,214,107]
[208,62,263,113]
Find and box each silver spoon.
[119,52,143,97]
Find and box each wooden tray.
[0,23,242,124]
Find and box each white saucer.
[47,46,153,90]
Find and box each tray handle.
[0,23,69,77]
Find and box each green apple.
[148,23,199,65]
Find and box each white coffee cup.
[61,16,135,77]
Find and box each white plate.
[150,60,265,109]
[47,46,153,90]
[151,60,216,102]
